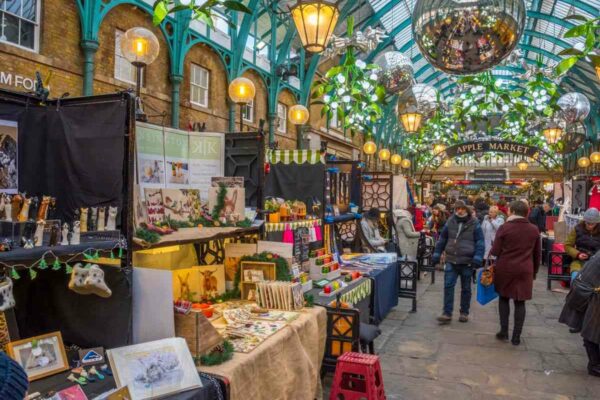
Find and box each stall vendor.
[360,208,388,252]
[565,208,600,280]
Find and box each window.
[277,102,287,133]
[212,12,229,35]
[330,110,341,129]
[242,100,254,123]
[0,0,39,51]
[114,29,142,85]
[190,64,209,107]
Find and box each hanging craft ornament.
[323,26,388,58]
[554,122,586,155]
[412,0,526,75]
[373,51,414,95]
[557,92,591,124]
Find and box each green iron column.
[81,40,99,96]
[229,100,237,132]
[268,112,277,145]
[170,74,183,128]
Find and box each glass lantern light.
[542,120,564,145]
[401,159,412,169]
[442,158,452,168]
[578,156,591,168]
[390,154,402,165]
[120,27,160,121]
[363,140,377,155]
[517,160,529,171]
[228,77,256,132]
[289,104,310,125]
[378,148,391,161]
[591,152,600,164]
[399,112,423,133]
[290,1,340,53]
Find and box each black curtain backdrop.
[13,265,131,349]
[264,163,325,209]
[0,91,131,348]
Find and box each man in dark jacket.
[528,200,551,233]
[432,200,485,324]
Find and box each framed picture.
[107,338,202,400]
[172,265,226,302]
[572,179,587,213]
[6,331,69,381]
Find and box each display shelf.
[133,225,261,250]
[324,213,360,224]
[0,240,122,264]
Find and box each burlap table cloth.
[199,307,327,400]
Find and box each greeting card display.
[162,189,201,222]
[107,338,202,400]
[144,188,165,224]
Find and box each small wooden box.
[174,312,223,358]
[240,261,276,300]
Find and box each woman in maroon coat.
[490,200,541,345]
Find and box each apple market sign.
[0,71,39,91]
[443,141,540,159]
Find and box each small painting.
[144,188,165,224]
[166,161,189,185]
[224,243,257,282]
[173,265,226,302]
[138,159,165,185]
[107,338,202,400]
[6,331,69,381]
[0,120,17,194]
[162,189,201,222]
[208,187,245,220]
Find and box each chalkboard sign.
[294,227,310,263]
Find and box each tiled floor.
[324,269,600,399]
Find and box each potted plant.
[265,199,281,223]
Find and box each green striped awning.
[266,150,325,165]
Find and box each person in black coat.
[559,251,600,377]
[528,200,551,233]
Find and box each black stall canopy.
[0,89,134,349]
[264,150,326,213]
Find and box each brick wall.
[0,0,360,156]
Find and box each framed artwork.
[162,189,201,222]
[172,265,226,302]
[107,338,202,400]
[144,188,165,224]
[6,331,69,381]
[211,177,244,188]
[224,243,257,283]
[0,119,18,194]
[572,179,587,213]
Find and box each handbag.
[477,268,498,305]
[480,259,495,287]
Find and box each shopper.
[481,206,504,261]
[394,209,421,259]
[496,198,509,216]
[565,208,600,281]
[528,200,551,233]
[432,200,485,324]
[489,200,541,346]
[0,350,29,400]
[427,204,447,238]
[360,208,387,252]
[474,196,490,223]
[559,252,600,377]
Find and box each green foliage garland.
[311,16,387,136]
[153,0,250,27]
[135,227,161,244]
[199,340,234,366]
[555,15,600,76]
[211,183,228,221]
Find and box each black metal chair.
[398,259,418,312]
[547,251,572,290]
[417,232,436,284]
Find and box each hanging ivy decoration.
[311,17,387,136]
[153,0,251,27]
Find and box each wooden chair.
[547,251,572,290]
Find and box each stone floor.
[325,269,600,399]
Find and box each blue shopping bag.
[476,269,498,305]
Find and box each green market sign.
[444,141,541,159]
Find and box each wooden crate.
[174,312,223,358]
[240,261,276,300]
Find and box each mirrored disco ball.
[398,84,438,118]
[557,92,591,123]
[412,0,526,75]
[373,51,414,95]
